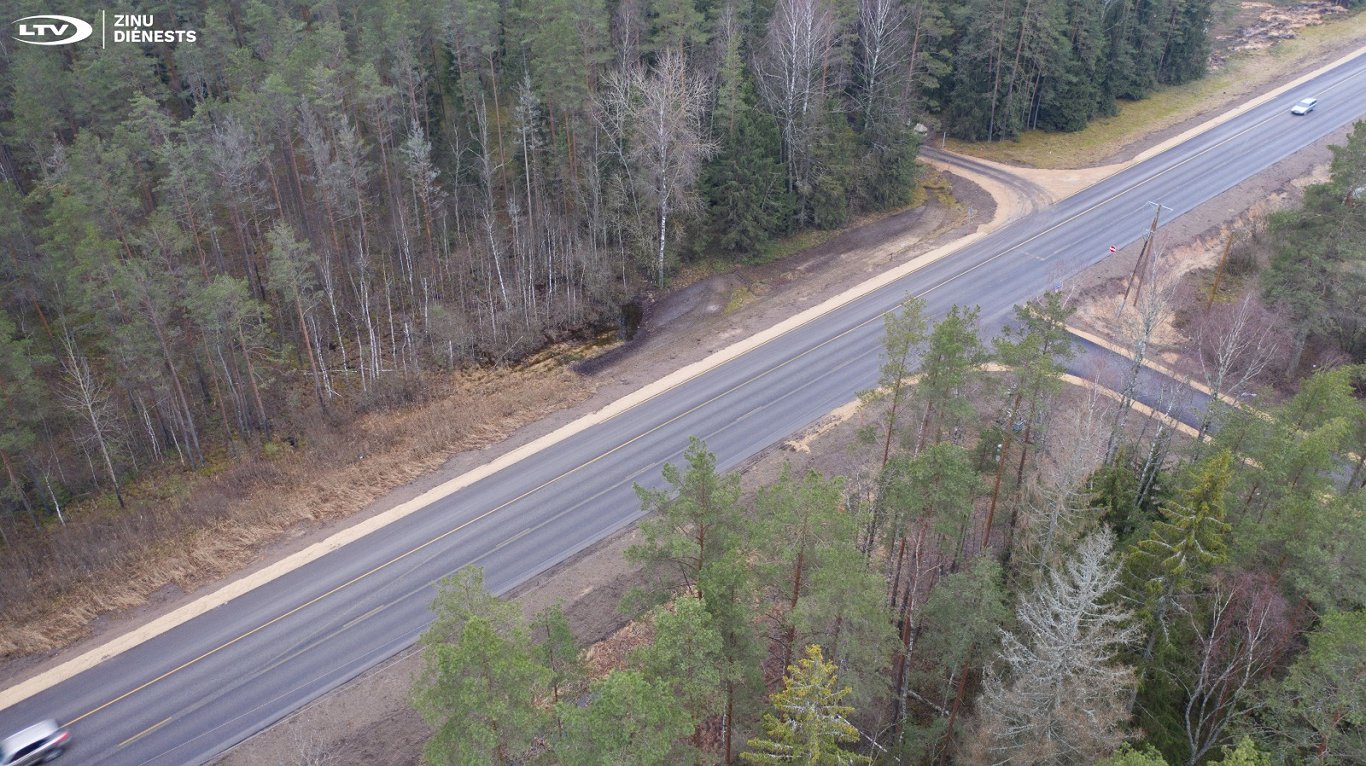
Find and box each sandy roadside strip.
[5,42,1364,713]
[1,180,1008,713]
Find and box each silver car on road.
[0,721,70,766]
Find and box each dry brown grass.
[1069,161,1328,372]
[0,360,594,659]
[581,615,655,681]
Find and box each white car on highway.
[0,721,70,765]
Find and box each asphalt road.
[1066,334,1216,433]
[3,52,1364,766]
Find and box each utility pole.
[1205,232,1236,312]
[1120,202,1171,310]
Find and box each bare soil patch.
[1210,1,1349,65]
[1067,125,1348,377]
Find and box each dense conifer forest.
[5,3,1366,765]
[0,0,1219,525]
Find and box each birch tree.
[856,0,909,129]
[629,52,714,286]
[758,0,839,211]
[1179,572,1293,766]
[58,330,124,509]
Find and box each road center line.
[6,43,1364,717]
[117,716,171,749]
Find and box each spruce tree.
[969,530,1138,765]
[1125,450,1233,683]
[742,644,872,766]
[0,313,50,531]
[700,83,794,259]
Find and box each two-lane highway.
[3,48,1364,766]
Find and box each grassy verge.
[946,8,1366,169]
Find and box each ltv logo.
[12,14,93,45]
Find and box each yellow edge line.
[1060,373,1201,439]
[10,44,1365,714]
[1065,324,1224,401]
[65,333,826,723]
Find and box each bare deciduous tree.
[627,52,714,286]
[968,529,1138,765]
[58,331,124,509]
[1190,292,1281,442]
[757,0,839,200]
[856,0,909,126]
[1179,571,1294,766]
